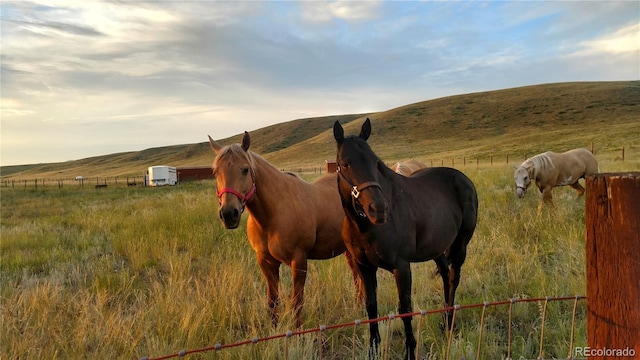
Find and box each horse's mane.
[379,158,399,183]
[214,143,300,182]
[393,162,411,175]
[521,152,554,178]
[213,144,257,171]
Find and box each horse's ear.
[208,135,222,154]
[241,131,250,152]
[333,121,344,144]
[359,118,371,141]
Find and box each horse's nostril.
[220,207,240,224]
[219,207,242,229]
[367,201,387,224]
[367,204,377,218]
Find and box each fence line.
[0,175,147,189]
[140,295,586,360]
[2,147,633,189]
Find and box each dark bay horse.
[208,132,360,328]
[514,148,599,214]
[333,119,478,360]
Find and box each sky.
[1,1,638,166]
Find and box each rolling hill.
[2,81,638,179]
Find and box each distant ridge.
[2,81,638,179]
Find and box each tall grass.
[1,158,636,359]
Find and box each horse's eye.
[242,167,249,176]
[524,176,528,181]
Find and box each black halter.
[336,165,382,217]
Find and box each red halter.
[215,155,257,210]
[216,183,256,207]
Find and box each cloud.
[572,22,640,56]
[1,1,638,166]
[300,1,381,22]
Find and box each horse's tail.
[454,171,479,247]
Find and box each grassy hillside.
[0,114,366,179]
[2,81,638,179]
[267,81,639,168]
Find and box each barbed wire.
[141,295,586,360]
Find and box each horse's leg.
[344,251,364,304]
[434,255,451,329]
[569,181,585,199]
[538,186,553,216]
[393,259,417,360]
[358,263,380,358]
[447,245,467,332]
[542,186,554,206]
[258,255,281,327]
[290,258,308,329]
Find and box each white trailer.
[148,166,177,186]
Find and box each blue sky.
[1,1,638,166]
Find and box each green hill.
[2,81,638,179]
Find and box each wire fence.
[0,175,147,189]
[1,147,633,189]
[141,295,586,360]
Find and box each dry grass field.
[1,81,639,359]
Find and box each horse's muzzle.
[516,187,526,199]
[219,207,241,229]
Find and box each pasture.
[3,156,636,359]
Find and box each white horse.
[514,148,599,213]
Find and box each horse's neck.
[525,153,553,179]
[246,153,291,214]
[379,164,401,193]
[522,160,538,179]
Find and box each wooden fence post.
[586,173,640,359]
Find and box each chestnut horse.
[333,119,478,360]
[390,159,428,176]
[514,148,598,213]
[208,132,360,328]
